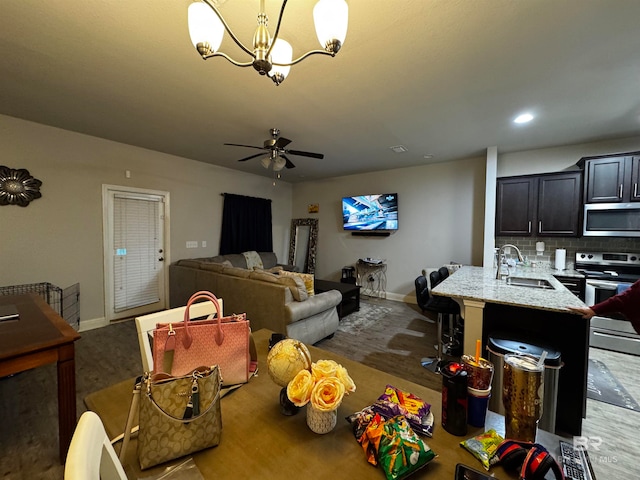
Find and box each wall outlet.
[186,241,198,248]
[201,240,207,248]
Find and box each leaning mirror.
[288,218,318,274]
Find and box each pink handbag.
[153,291,257,386]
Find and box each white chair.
[64,411,127,480]
[135,298,223,372]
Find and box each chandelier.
[187,0,348,85]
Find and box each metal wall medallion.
[0,166,42,207]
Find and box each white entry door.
[103,185,170,322]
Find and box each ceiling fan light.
[188,2,224,56]
[273,157,287,171]
[269,39,293,85]
[313,0,348,54]
[260,156,272,169]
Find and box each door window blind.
[113,194,162,312]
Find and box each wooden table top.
[0,294,80,364]
[86,328,565,479]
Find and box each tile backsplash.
[495,236,640,270]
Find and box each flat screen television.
[342,193,399,231]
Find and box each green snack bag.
[377,415,437,480]
[460,429,504,470]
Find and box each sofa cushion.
[177,259,204,269]
[249,270,280,284]
[279,271,315,297]
[222,266,252,278]
[258,252,278,269]
[200,262,226,273]
[277,275,309,302]
[222,254,248,268]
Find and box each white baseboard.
[78,316,108,332]
[361,291,417,304]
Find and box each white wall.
[291,157,487,302]
[0,114,292,324]
[3,112,638,321]
[497,135,640,177]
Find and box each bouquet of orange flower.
[287,359,356,411]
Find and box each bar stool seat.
[419,269,461,373]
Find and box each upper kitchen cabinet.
[579,154,640,203]
[496,171,582,237]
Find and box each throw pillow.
[279,270,315,297]
[278,276,309,302]
[242,250,264,270]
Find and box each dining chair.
[135,298,223,372]
[64,411,127,480]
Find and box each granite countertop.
[432,265,587,313]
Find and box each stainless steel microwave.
[583,202,640,237]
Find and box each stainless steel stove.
[575,251,640,356]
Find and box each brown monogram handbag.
[120,365,222,470]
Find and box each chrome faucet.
[496,244,525,279]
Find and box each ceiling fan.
[225,128,324,171]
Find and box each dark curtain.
[219,194,273,255]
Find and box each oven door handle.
[585,280,620,290]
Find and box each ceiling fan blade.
[274,137,292,149]
[281,154,296,169]
[224,143,265,151]
[286,149,324,159]
[237,153,267,162]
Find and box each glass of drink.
[502,354,544,442]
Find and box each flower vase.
[306,405,337,434]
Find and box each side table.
[356,260,387,298]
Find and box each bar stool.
[420,269,461,373]
[437,267,463,357]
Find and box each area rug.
[587,359,640,412]
[337,300,394,334]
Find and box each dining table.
[85,328,567,479]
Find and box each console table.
[356,260,387,298]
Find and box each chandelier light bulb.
[269,39,293,85]
[314,0,348,53]
[188,2,224,55]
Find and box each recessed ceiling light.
[514,113,534,124]
[423,154,434,159]
[390,145,408,153]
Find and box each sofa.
[169,252,342,345]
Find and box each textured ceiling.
[1,0,639,182]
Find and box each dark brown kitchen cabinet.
[496,171,582,237]
[580,154,640,203]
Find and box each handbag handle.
[181,291,223,349]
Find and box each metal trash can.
[486,334,562,433]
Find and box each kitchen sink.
[504,276,554,289]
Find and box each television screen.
[342,193,399,231]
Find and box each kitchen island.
[431,265,588,436]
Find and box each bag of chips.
[460,429,504,470]
[372,385,434,436]
[364,415,437,480]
